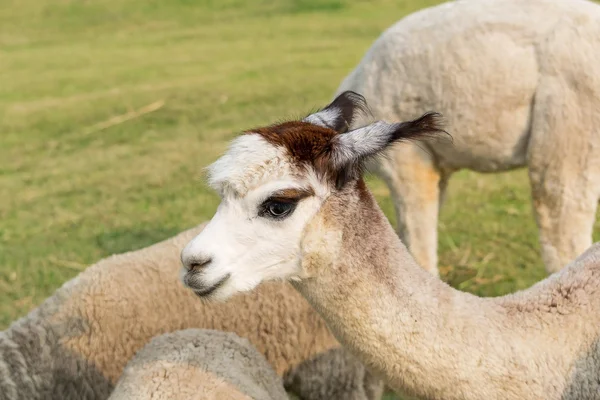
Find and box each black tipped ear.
[303,91,370,133]
[384,111,448,147]
[327,111,450,189]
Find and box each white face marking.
[180,134,330,301]
[206,134,292,196]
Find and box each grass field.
[1,0,600,398]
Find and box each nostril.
[185,256,212,272]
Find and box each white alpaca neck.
[294,181,600,400]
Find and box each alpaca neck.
[294,181,565,400]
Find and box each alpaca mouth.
[189,273,231,298]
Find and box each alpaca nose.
[182,254,213,272]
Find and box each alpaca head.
[180,91,444,301]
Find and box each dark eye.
[260,200,296,219]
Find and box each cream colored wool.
[335,0,600,276]
[0,222,383,400]
[108,329,288,400]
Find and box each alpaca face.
[179,134,328,301]
[180,91,445,301]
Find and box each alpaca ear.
[302,91,369,133]
[328,112,447,188]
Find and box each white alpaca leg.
[528,165,599,275]
[528,91,600,270]
[526,16,600,274]
[372,142,446,276]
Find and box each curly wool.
[284,347,385,400]
[0,222,382,400]
[108,329,288,400]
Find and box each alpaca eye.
[269,202,290,216]
[260,200,296,219]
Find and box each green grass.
[1,1,600,398]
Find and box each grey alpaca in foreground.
[108,329,289,400]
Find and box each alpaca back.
[335,0,600,172]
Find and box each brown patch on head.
[242,94,447,192]
[246,121,339,183]
[249,121,337,165]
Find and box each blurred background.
[1,0,599,331]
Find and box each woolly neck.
[293,179,596,400]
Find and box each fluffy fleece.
[335,0,600,276]
[108,329,288,400]
[0,222,382,400]
[283,347,385,400]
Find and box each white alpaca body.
[335,0,600,275]
[108,329,288,400]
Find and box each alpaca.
[0,221,383,400]
[180,91,600,400]
[284,347,385,400]
[108,329,288,400]
[334,0,600,276]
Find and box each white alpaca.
[108,329,288,400]
[180,91,600,400]
[334,0,600,276]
